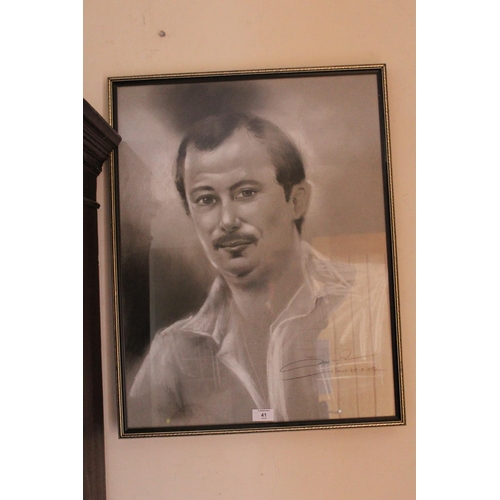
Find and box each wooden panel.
[83,99,121,500]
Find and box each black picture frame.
[109,64,405,437]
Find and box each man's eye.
[196,195,217,206]
[235,189,257,199]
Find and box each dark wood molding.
[83,98,121,500]
[83,99,121,177]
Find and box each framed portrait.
[108,64,405,437]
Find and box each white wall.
[84,1,415,498]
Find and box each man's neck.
[226,240,307,333]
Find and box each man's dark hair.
[175,112,306,232]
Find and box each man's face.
[183,128,301,287]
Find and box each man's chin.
[219,260,262,284]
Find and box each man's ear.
[290,181,311,220]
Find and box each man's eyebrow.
[229,180,263,191]
[189,185,215,196]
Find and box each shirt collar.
[179,242,356,344]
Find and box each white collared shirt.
[129,243,396,428]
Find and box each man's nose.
[219,202,241,233]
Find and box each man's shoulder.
[151,317,216,353]
[351,260,389,286]
[330,259,391,325]
[155,317,193,339]
[129,316,218,396]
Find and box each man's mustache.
[213,233,258,250]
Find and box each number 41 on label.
[252,409,275,421]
